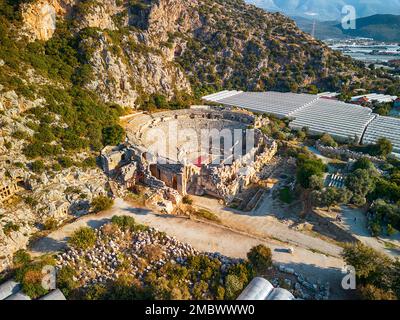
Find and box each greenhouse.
[363,116,400,153]
[289,99,376,143]
[203,91,319,118]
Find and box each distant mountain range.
[293,14,400,42]
[247,0,400,21]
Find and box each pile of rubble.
[56,224,241,288]
[275,265,330,300]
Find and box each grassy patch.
[193,209,221,223]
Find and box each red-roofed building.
[352,96,370,105]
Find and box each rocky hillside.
[2,0,399,106]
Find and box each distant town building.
[351,93,398,104]
[317,92,339,100]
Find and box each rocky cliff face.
[17,0,385,108]
[21,0,74,41]
[19,0,196,106]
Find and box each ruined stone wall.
[315,141,384,164]
[0,181,19,203]
[198,133,278,203]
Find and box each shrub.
[111,215,137,231]
[3,222,20,236]
[387,224,397,236]
[81,157,97,168]
[353,158,375,172]
[43,217,59,231]
[58,156,74,168]
[224,274,243,300]
[247,245,272,272]
[31,160,45,173]
[68,227,97,250]
[194,209,221,222]
[91,195,114,213]
[320,133,338,148]
[14,256,56,299]
[57,266,79,298]
[182,195,193,205]
[13,250,31,268]
[24,196,38,208]
[370,222,382,237]
[18,267,48,299]
[375,138,393,157]
[84,283,107,300]
[359,284,397,300]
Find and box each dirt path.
[192,195,343,258]
[29,198,350,299]
[339,206,400,258]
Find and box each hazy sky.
[246,0,400,20]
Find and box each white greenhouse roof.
[363,116,400,153]
[289,99,376,143]
[203,91,319,118]
[203,91,400,152]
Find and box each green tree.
[313,187,340,211]
[297,158,326,189]
[102,125,125,146]
[346,169,375,198]
[374,138,393,157]
[342,243,392,286]
[247,245,272,272]
[309,174,324,191]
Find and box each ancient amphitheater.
[101,107,278,210]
